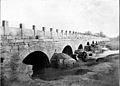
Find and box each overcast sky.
[1,0,119,37]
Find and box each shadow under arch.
[78,44,83,50]
[22,51,50,76]
[62,45,73,56]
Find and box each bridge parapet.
[0,20,109,41]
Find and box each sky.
[1,0,119,37]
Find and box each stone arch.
[78,44,83,50]
[62,45,73,56]
[86,41,90,45]
[19,45,50,61]
[92,41,95,44]
[22,51,50,76]
[22,51,50,67]
[16,45,51,80]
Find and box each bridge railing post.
[42,27,45,38]
[2,20,8,36]
[19,23,23,39]
[56,29,58,39]
[50,28,53,39]
[72,31,74,38]
[65,30,67,39]
[32,25,35,38]
[61,30,63,39]
[2,20,6,36]
[69,31,71,39]
[75,32,77,38]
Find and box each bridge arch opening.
[62,45,73,56]
[22,51,50,77]
[78,44,83,50]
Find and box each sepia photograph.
[0,0,119,86]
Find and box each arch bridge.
[0,20,109,81]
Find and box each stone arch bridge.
[0,20,109,81]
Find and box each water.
[31,67,92,81]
